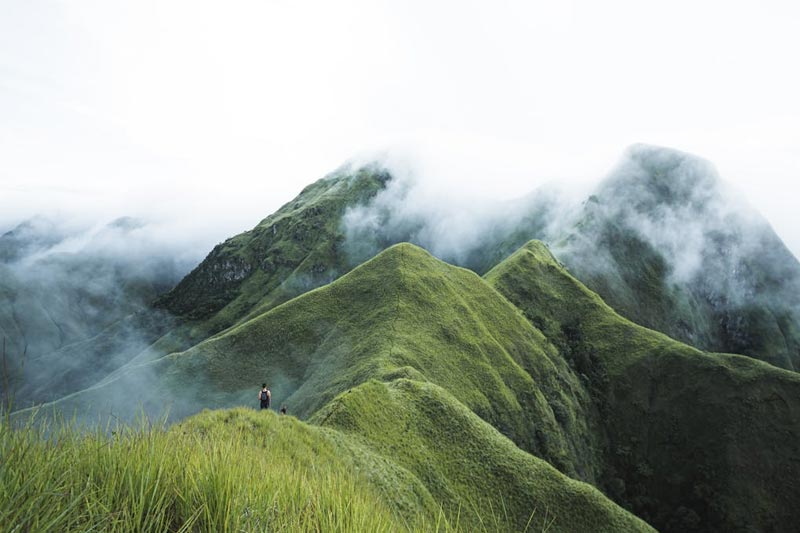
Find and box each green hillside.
[54,244,600,480]
[30,242,659,531]
[315,378,651,531]
[486,241,800,532]
[41,239,800,531]
[1,408,422,532]
[2,402,651,532]
[203,244,608,477]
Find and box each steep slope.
[313,379,652,532]
[486,240,800,532]
[553,144,800,370]
[155,164,391,336]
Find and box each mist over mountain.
[5,144,800,531]
[336,145,800,370]
[0,216,200,406]
[5,144,798,409]
[555,145,800,370]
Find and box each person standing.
[259,383,271,410]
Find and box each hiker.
[259,383,271,410]
[280,405,287,415]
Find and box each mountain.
[15,145,797,407]
[7,146,800,531]
[155,165,390,332]
[51,244,598,475]
[37,241,800,532]
[0,217,191,406]
[553,144,800,371]
[33,243,653,532]
[486,241,800,532]
[331,145,800,372]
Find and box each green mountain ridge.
[487,240,800,531]
[26,242,660,532]
[6,146,800,531]
[13,146,799,407]
[314,378,651,531]
[35,239,800,532]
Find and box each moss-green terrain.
[487,241,800,532]
[5,148,800,532]
[25,239,799,532]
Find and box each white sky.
[1,1,799,256]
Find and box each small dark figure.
[280,405,287,415]
[259,383,271,410]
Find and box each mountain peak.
[599,144,722,211]
[366,241,436,266]
[155,164,392,327]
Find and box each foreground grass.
[3,407,559,532]
[0,408,420,532]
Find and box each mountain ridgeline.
[152,145,800,374]
[6,145,800,532]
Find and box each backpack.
[261,390,269,402]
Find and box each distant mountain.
[0,216,68,263]
[554,144,800,370]
[0,217,191,406]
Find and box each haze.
[1,1,799,257]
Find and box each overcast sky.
[2,1,799,256]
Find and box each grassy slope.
[162,243,603,481]
[2,403,651,533]
[486,240,800,532]
[314,378,652,532]
[1,408,425,532]
[36,243,650,531]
